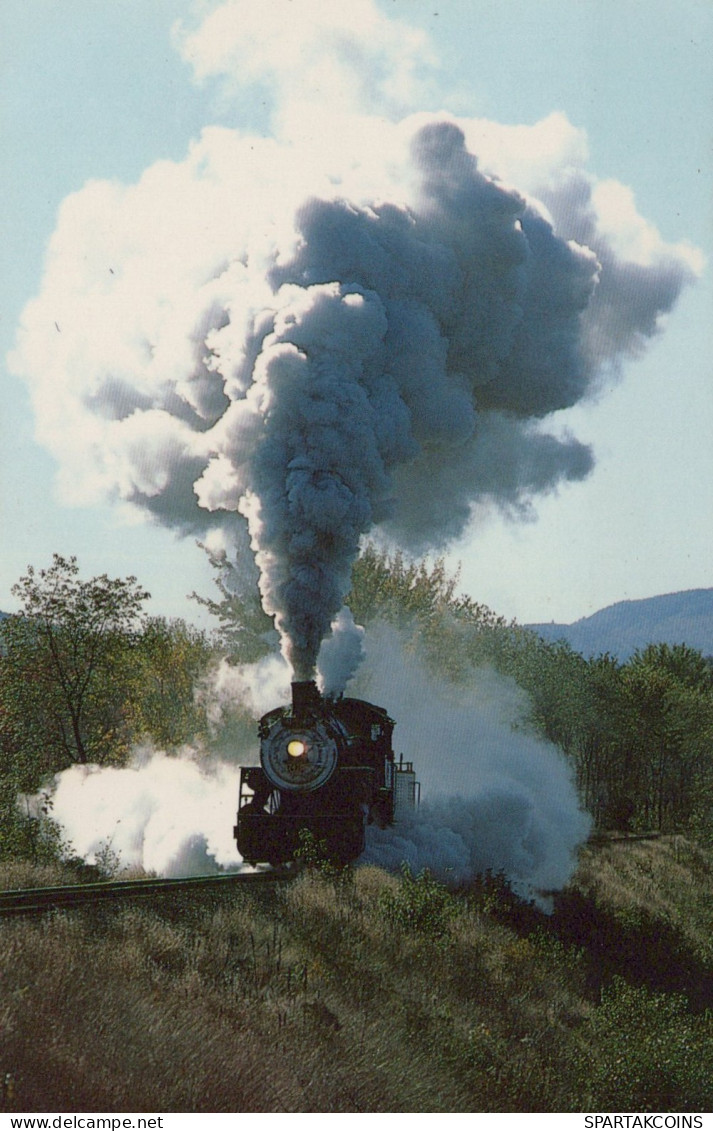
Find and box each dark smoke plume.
[10,5,699,678]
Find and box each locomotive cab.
[234,680,409,866]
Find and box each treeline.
[1,547,712,863]
[347,546,713,839]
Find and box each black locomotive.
[235,680,418,865]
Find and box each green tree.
[347,544,510,682]
[623,644,713,830]
[580,654,639,828]
[348,544,506,633]
[190,542,274,662]
[126,616,216,749]
[0,555,149,779]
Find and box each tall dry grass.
[0,842,712,1112]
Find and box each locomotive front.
[235,680,405,865]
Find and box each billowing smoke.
[9,0,701,678]
[317,608,365,697]
[205,653,290,727]
[353,624,590,900]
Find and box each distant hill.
[528,588,713,661]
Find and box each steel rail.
[587,831,664,845]
[0,868,295,916]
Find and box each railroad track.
[0,868,295,917]
[587,831,664,846]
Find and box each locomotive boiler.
[235,680,418,866]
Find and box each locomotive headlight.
[261,719,340,792]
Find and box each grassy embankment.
[1,837,712,1113]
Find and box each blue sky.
[1,0,711,627]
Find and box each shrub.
[379,864,457,941]
[579,977,713,1111]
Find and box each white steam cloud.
[10,0,701,679]
[353,624,590,899]
[317,607,366,697]
[49,749,242,877]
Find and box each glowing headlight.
[261,720,339,792]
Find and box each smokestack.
[291,680,322,719]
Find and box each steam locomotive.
[235,680,419,865]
